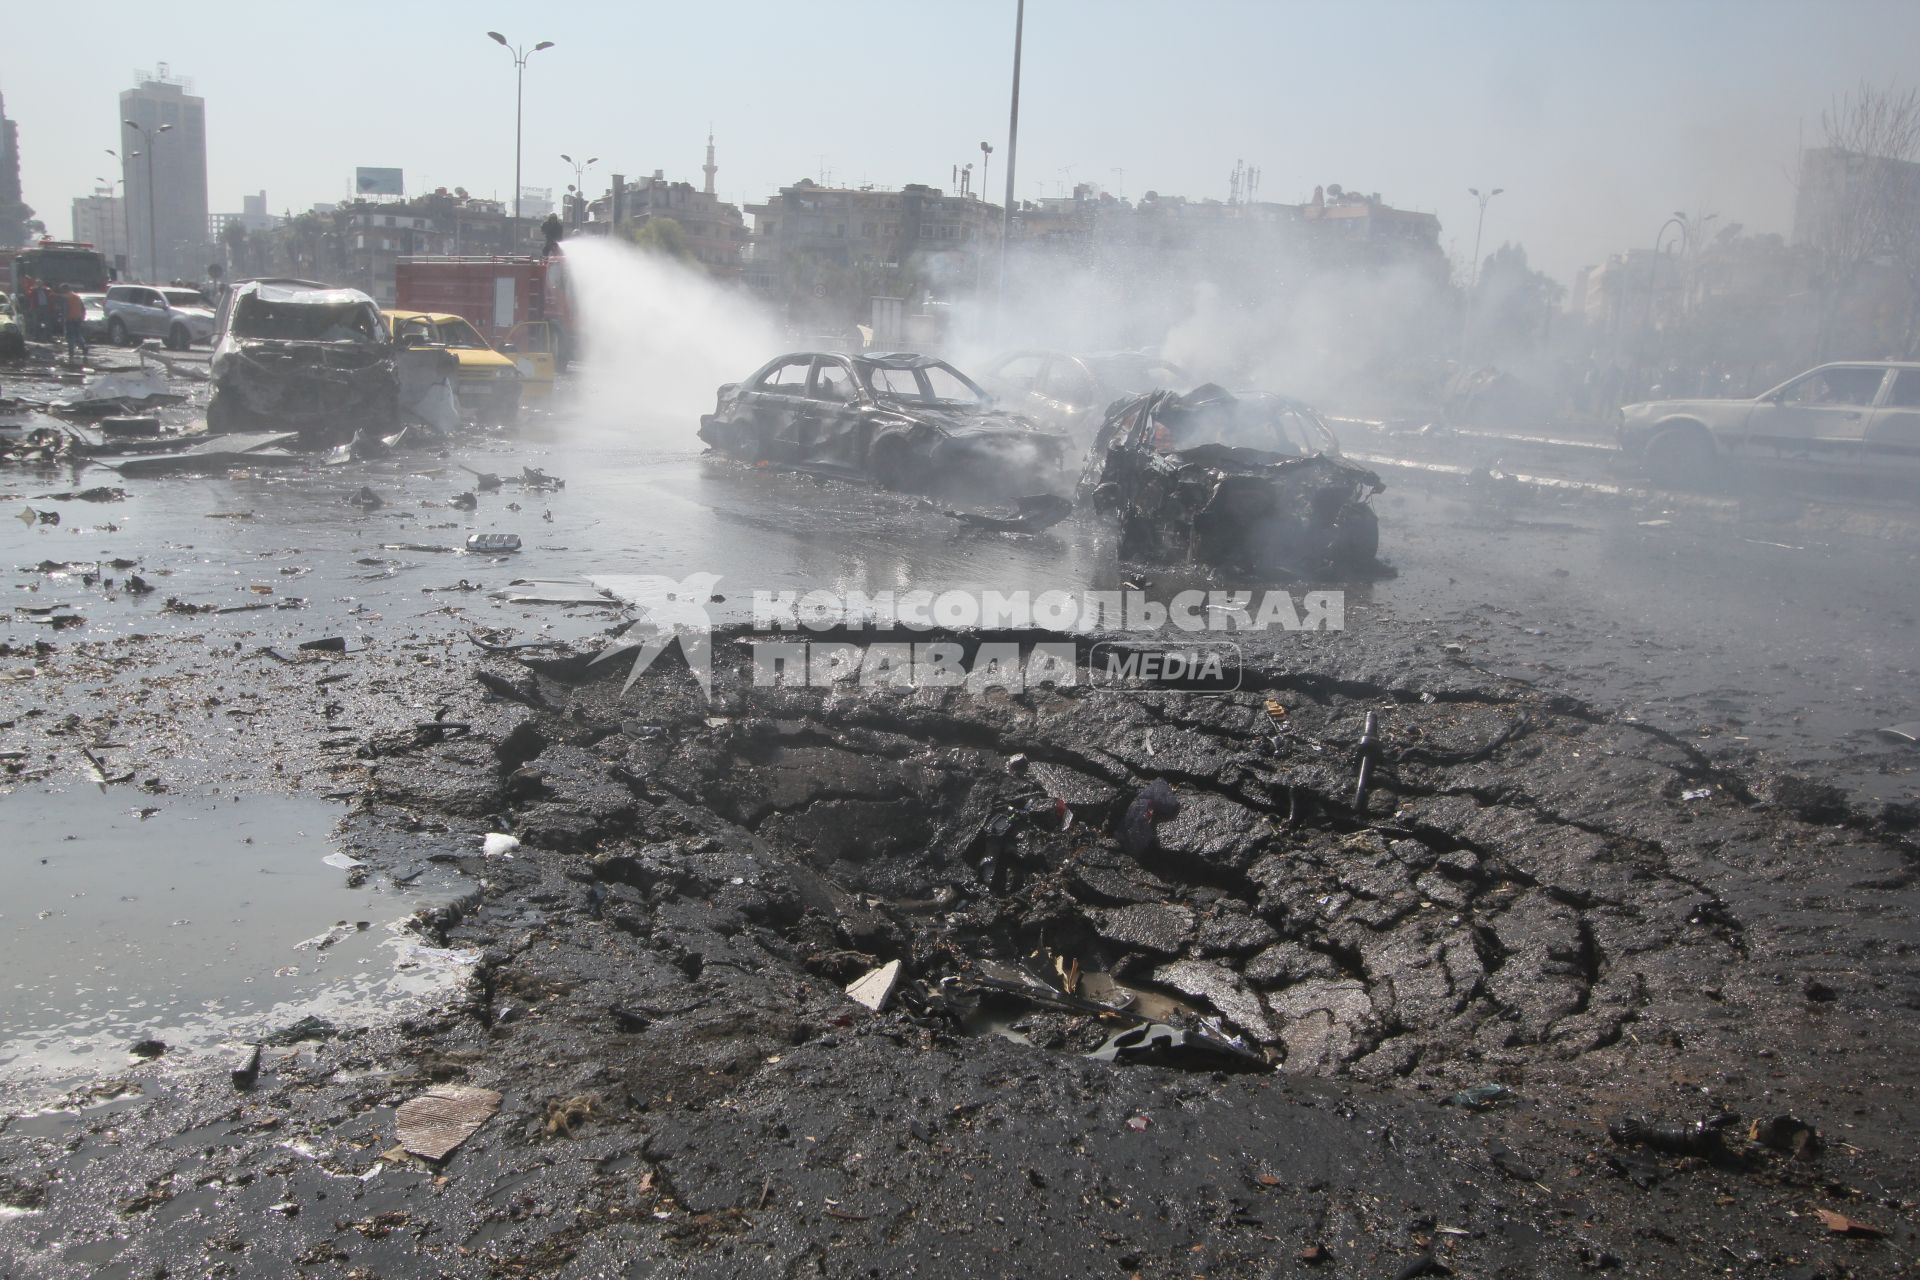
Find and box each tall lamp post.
[997,0,1025,321]
[121,121,173,281]
[1466,185,1504,290]
[979,142,993,203]
[487,31,555,241]
[560,153,598,225]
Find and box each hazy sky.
[7,0,1919,286]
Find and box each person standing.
[31,278,53,341]
[62,285,90,360]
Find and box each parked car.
[207,279,397,440]
[1619,361,1920,487]
[385,309,524,422]
[698,351,1071,496]
[980,349,1197,444]
[1081,384,1384,571]
[76,292,110,344]
[103,283,216,350]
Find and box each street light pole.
[997,0,1025,322]
[122,122,173,281]
[560,153,598,226]
[979,142,993,203]
[487,31,555,245]
[1466,185,1504,291]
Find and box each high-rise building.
[72,189,129,271]
[0,90,30,248]
[119,66,209,281]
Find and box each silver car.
[103,283,217,350]
[1619,361,1920,486]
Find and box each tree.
[1803,82,1920,357]
[1470,241,1565,355]
[623,216,694,263]
[221,220,249,276]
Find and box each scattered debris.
[394,1084,502,1161]
[1119,779,1180,854]
[1442,1084,1515,1111]
[1814,1208,1886,1238]
[466,533,522,554]
[1877,721,1920,746]
[299,637,347,653]
[844,959,902,1012]
[482,832,521,857]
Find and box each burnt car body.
[699,351,1070,496]
[980,349,1197,445]
[207,279,398,441]
[1081,384,1383,571]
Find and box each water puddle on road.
[0,787,472,1095]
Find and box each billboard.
[355,167,405,197]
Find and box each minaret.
[703,130,717,196]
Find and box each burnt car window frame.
[808,355,861,403]
[756,355,816,396]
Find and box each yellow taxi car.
[384,310,524,423]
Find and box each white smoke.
[562,236,785,438]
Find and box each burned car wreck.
[699,351,1070,497]
[207,279,399,441]
[1082,384,1383,571]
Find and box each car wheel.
[108,318,130,347]
[167,325,189,351]
[1643,424,1718,490]
[1327,504,1380,567]
[869,436,925,492]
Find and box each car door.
[804,357,865,466]
[748,355,816,462]
[501,321,557,395]
[1747,365,1884,466]
[1863,368,1920,475]
[982,351,1049,415]
[137,286,171,339]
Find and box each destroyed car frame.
[206,279,399,442]
[1081,384,1384,571]
[698,351,1071,497]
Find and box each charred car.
[207,279,398,440]
[980,349,1196,445]
[699,351,1069,496]
[1081,384,1383,571]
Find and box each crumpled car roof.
[856,351,945,371]
[231,279,378,308]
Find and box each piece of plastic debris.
[321,852,364,870]
[1877,721,1920,746]
[394,1084,502,1161]
[482,832,520,858]
[844,959,902,1012]
[1125,1114,1151,1132]
[466,532,522,554]
[1681,787,1712,801]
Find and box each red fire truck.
[393,251,574,371]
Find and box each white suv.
[103,284,217,350]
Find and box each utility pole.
[487,31,555,243]
[980,141,993,203]
[998,0,1025,322]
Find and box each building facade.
[744,180,1000,293]
[119,68,209,282]
[591,169,748,274]
[72,189,129,272]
